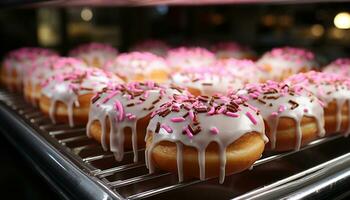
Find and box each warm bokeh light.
[81,8,93,22]
[310,24,324,37]
[334,12,350,29]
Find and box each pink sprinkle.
[246,111,257,125]
[210,127,219,135]
[102,91,119,103]
[217,106,226,114]
[143,91,149,98]
[304,108,308,113]
[115,100,124,121]
[184,127,193,138]
[151,111,156,118]
[126,113,136,120]
[207,107,216,115]
[189,110,195,121]
[248,104,258,112]
[271,112,278,117]
[226,111,239,118]
[171,117,186,123]
[317,99,326,107]
[278,105,286,113]
[161,124,173,133]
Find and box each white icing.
[69,43,118,68]
[166,47,216,71]
[286,71,350,136]
[103,52,170,82]
[86,82,183,162]
[41,68,123,127]
[172,71,243,96]
[24,57,87,105]
[3,47,58,90]
[237,81,325,150]
[146,95,267,183]
[256,47,317,80]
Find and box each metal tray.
[0,88,350,200]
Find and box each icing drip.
[286,71,350,136]
[86,82,185,162]
[69,42,118,67]
[24,57,87,105]
[146,95,267,183]
[103,52,170,82]
[3,47,58,89]
[166,47,216,71]
[41,67,123,127]
[235,81,325,150]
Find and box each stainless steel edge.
[0,102,124,200]
[232,148,350,199]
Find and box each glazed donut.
[69,43,118,68]
[214,58,268,83]
[286,71,350,136]
[256,47,318,81]
[87,81,188,162]
[103,52,170,83]
[166,47,216,72]
[130,39,170,57]
[23,57,87,106]
[39,67,123,127]
[323,58,350,76]
[235,81,325,151]
[211,42,256,60]
[171,67,244,96]
[1,47,58,92]
[146,94,268,183]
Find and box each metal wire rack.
[0,89,350,200]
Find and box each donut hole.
[324,100,349,135]
[264,116,319,151]
[147,132,265,180]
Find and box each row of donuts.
[3,41,350,97]
[2,44,350,184]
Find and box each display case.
[1,1,350,199]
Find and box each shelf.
[1,0,348,8]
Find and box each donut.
[1,47,58,92]
[211,42,256,60]
[235,81,325,151]
[146,94,268,183]
[286,71,350,136]
[323,58,350,76]
[214,58,268,83]
[69,42,118,68]
[130,39,169,57]
[23,57,87,106]
[86,81,188,162]
[39,67,123,127]
[256,47,318,81]
[103,52,170,83]
[166,47,216,72]
[171,67,244,96]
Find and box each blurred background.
[1,2,350,61]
